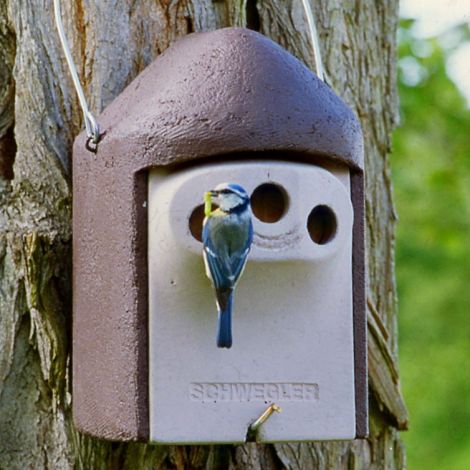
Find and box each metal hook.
[300,0,325,81]
[53,0,101,151]
[246,404,282,442]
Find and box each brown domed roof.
[96,27,363,170]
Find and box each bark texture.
[0,0,407,469]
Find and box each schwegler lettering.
[189,383,319,402]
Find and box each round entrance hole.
[250,183,288,223]
[189,203,219,242]
[189,205,205,242]
[307,205,337,244]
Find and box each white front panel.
[148,161,355,444]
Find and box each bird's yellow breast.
[210,208,226,217]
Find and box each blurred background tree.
[393,18,470,470]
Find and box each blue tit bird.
[202,183,253,348]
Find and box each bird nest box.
[73,27,366,442]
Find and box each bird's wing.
[203,244,231,288]
[202,222,233,288]
[229,220,253,282]
[229,247,250,284]
[202,215,253,288]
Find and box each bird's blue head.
[210,183,250,213]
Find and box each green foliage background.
[393,19,470,470]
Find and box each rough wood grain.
[0,0,406,468]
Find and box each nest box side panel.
[351,171,368,437]
[72,148,149,441]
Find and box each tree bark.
[0,0,407,469]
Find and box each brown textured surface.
[84,27,363,171]
[72,27,365,441]
[351,171,367,438]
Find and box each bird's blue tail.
[216,289,233,348]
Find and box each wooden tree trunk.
[0,0,408,468]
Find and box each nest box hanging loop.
[301,0,325,81]
[53,0,101,153]
[54,0,324,154]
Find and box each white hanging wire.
[54,0,323,152]
[300,0,325,81]
[53,0,101,151]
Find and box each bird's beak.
[204,190,217,200]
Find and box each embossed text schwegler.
[189,383,319,403]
